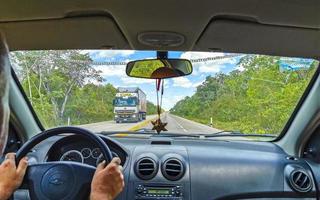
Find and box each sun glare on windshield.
[10,50,318,139]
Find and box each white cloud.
[147,94,185,111]
[161,95,186,110]
[146,89,186,110]
[171,77,203,90]
[163,79,171,88]
[180,52,224,60]
[94,65,126,77]
[120,77,155,85]
[180,52,239,75]
[197,65,223,73]
[81,50,136,59]
[192,80,204,88]
[172,77,193,88]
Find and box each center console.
[128,145,191,200]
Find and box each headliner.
[0,0,320,58]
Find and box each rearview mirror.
[126,59,192,79]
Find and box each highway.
[79,112,220,134]
[78,114,158,132]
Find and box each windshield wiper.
[100,130,276,139]
[100,129,200,138]
[203,130,277,138]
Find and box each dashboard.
[23,134,320,200]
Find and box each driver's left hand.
[0,153,28,200]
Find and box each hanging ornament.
[151,118,168,134]
[151,79,167,134]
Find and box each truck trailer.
[113,87,147,123]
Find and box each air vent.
[162,158,185,181]
[135,157,157,180]
[289,170,312,193]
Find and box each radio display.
[147,188,170,195]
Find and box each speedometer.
[81,148,91,158]
[60,150,84,163]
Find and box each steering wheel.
[15,126,113,200]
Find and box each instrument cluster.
[46,135,126,167]
[60,147,120,166]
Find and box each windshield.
[114,97,137,107]
[10,50,318,140]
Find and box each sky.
[82,50,244,110]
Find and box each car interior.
[1,1,320,200]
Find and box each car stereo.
[135,184,183,199]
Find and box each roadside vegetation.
[171,55,318,134]
[11,50,158,128]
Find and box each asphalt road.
[143,112,220,134]
[78,114,158,132]
[79,113,220,134]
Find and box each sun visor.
[195,20,320,58]
[0,17,129,50]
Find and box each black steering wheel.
[15,126,113,200]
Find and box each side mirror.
[126,58,192,79]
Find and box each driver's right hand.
[90,157,124,200]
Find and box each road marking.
[128,115,159,131]
[170,115,188,132]
[169,114,221,133]
[112,133,129,137]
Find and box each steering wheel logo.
[48,173,65,186]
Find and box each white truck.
[113,87,147,123]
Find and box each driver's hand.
[90,157,124,200]
[0,153,28,200]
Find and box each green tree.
[171,55,318,134]
[11,50,102,126]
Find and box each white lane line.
[170,114,221,132]
[170,115,188,132]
